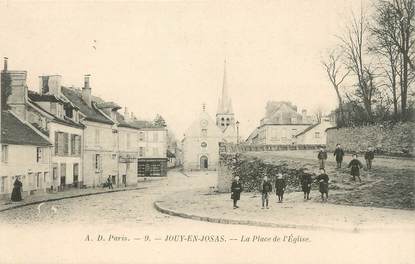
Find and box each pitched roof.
[1,111,51,146]
[28,90,64,103]
[61,87,113,125]
[295,123,320,137]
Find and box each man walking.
[317,147,328,169]
[261,176,272,209]
[364,147,375,170]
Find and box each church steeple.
[216,59,235,131]
[217,59,233,114]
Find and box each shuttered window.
[63,133,69,155]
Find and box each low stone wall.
[326,122,414,156]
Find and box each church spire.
[217,59,233,114]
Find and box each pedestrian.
[11,177,23,202]
[300,173,312,200]
[364,147,375,170]
[275,173,286,203]
[107,176,113,189]
[348,154,364,182]
[317,147,328,169]
[261,176,272,209]
[231,176,243,209]
[333,144,345,169]
[315,168,329,202]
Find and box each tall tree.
[153,114,167,127]
[339,9,378,121]
[371,0,414,119]
[321,49,350,125]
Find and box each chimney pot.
[3,57,8,71]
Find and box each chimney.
[39,75,62,96]
[81,74,92,107]
[3,57,8,71]
[7,69,28,121]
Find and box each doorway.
[200,156,208,170]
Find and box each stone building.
[295,116,335,145]
[1,111,52,199]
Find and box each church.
[181,61,237,171]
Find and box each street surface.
[0,170,413,264]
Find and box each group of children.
[230,145,375,209]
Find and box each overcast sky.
[0,0,367,139]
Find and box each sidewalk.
[155,188,415,232]
[0,183,153,213]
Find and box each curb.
[0,187,147,213]
[153,201,414,233]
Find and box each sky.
[0,0,367,139]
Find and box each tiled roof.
[61,87,113,125]
[1,111,51,146]
[28,90,64,103]
[96,101,121,110]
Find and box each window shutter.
[63,133,69,155]
[54,132,59,155]
[93,154,96,170]
[78,135,82,155]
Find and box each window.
[28,172,34,188]
[1,176,7,193]
[95,128,100,145]
[291,117,297,124]
[63,133,69,155]
[201,142,207,148]
[94,154,102,171]
[314,132,321,138]
[1,145,8,162]
[36,172,41,188]
[73,163,79,183]
[55,132,69,156]
[201,129,207,137]
[139,131,145,141]
[139,147,145,157]
[112,154,117,160]
[153,132,158,142]
[36,147,42,163]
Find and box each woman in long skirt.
[11,177,23,202]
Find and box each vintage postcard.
[0,0,414,263]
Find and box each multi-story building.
[1,110,52,199]
[247,101,312,145]
[61,76,117,187]
[4,60,84,191]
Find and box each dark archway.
[200,156,208,170]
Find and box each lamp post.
[236,120,240,144]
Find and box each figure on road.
[11,177,23,202]
[316,168,329,202]
[231,176,242,209]
[333,144,345,169]
[317,147,328,169]
[348,154,364,182]
[275,173,286,203]
[261,176,272,209]
[107,176,113,189]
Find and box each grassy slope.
[245,151,415,210]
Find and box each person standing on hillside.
[315,168,329,202]
[333,144,345,169]
[300,173,313,200]
[364,147,375,170]
[231,176,243,209]
[317,147,328,169]
[275,173,286,203]
[261,176,272,209]
[348,154,364,182]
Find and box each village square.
[0,0,414,263]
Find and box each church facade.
[181,61,237,171]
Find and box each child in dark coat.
[317,147,328,169]
[364,147,375,170]
[315,168,329,202]
[275,173,286,203]
[231,176,243,209]
[300,173,312,200]
[348,154,363,182]
[333,144,345,168]
[261,176,272,209]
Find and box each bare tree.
[371,0,414,119]
[339,8,378,120]
[321,50,350,125]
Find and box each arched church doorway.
[200,156,208,170]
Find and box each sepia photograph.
[0,0,414,263]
